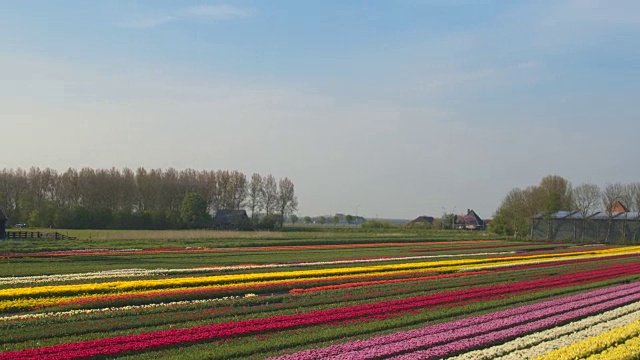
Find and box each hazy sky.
[1,0,639,219]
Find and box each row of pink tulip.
[375,290,640,359]
[388,292,640,360]
[270,281,640,360]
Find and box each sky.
[1,0,639,219]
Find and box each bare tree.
[215,170,233,210]
[573,183,601,242]
[625,183,640,241]
[200,170,218,213]
[602,183,625,211]
[633,183,640,213]
[59,168,80,207]
[602,183,626,242]
[621,184,635,212]
[120,168,137,212]
[161,167,182,212]
[277,177,298,227]
[248,173,264,220]
[262,174,277,216]
[230,171,248,210]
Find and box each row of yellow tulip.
[0,294,255,320]
[0,251,514,286]
[587,335,640,360]
[0,269,479,311]
[1,246,639,302]
[535,317,640,360]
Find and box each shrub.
[361,220,397,229]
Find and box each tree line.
[0,167,297,229]
[491,175,640,238]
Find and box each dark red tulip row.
[289,270,492,294]
[3,261,640,360]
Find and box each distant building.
[0,208,7,240]
[456,209,486,230]
[608,200,628,213]
[212,210,251,230]
[407,216,434,227]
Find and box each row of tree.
[491,175,640,238]
[0,167,297,229]
[289,214,358,226]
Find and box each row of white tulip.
[0,293,256,322]
[39,248,143,254]
[0,251,516,285]
[447,299,640,360]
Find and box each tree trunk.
[530,220,533,240]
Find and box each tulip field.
[2,233,640,359]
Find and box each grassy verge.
[0,228,504,252]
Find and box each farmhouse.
[531,207,640,243]
[212,209,251,230]
[0,208,7,239]
[456,209,486,230]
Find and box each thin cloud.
[513,61,538,70]
[114,16,176,29]
[565,0,640,25]
[421,60,538,92]
[115,5,255,29]
[182,5,256,19]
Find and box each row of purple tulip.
[271,281,640,360]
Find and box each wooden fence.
[3,231,77,240]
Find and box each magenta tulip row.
[376,288,640,360]
[2,263,639,360]
[388,292,640,360]
[271,281,640,360]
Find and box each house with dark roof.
[0,208,8,240]
[212,210,251,230]
[456,209,486,230]
[407,216,434,227]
